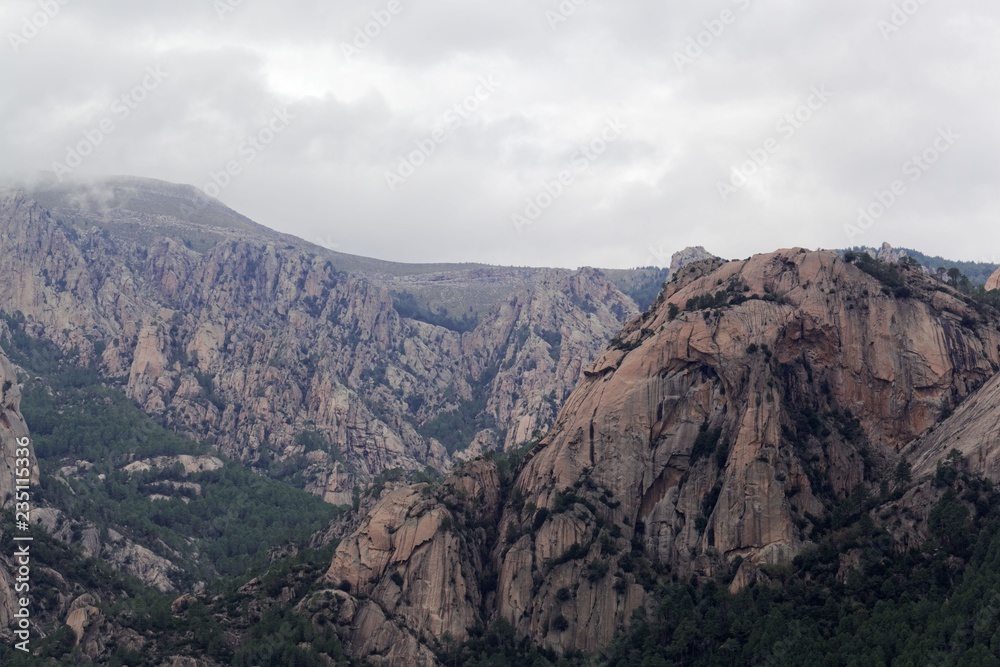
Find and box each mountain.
[317,248,1000,663]
[23,176,669,316]
[6,177,1000,664]
[0,181,657,507]
[0,177,658,664]
[494,249,998,649]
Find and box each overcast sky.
[2,1,999,268]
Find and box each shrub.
[585,559,610,582]
[691,426,722,463]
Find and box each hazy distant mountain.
[0,179,656,503]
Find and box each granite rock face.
[325,249,1000,663]
[987,266,1000,292]
[669,246,717,273]
[497,249,1000,651]
[321,459,502,665]
[906,370,1000,482]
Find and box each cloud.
[3,0,999,267]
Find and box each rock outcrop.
[906,370,1000,482]
[987,266,1000,292]
[495,249,1000,651]
[871,241,908,265]
[324,249,1000,663]
[669,246,717,274]
[317,459,502,664]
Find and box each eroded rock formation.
[0,188,637,502]
[324,249,1000,663]
[497,249,1000,651]
[987,266,1000,292]
[317,459,502,664]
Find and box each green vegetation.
[23,383,205,465]
[615,267,670,311]
[686,291,732,312]
[232,605,350,666]
[418,395,496,454]
[193,369,226,410]
[0,310,102,384]
[0,312,350,663]
[601,461,1000,666]
[678,279,781,316]
[22,378,339,579]
[845,251,907,292]
[441,453,1000,666]
[690,425,723,463]
[392,290,479,333]
[894,248,998,286]
[437,618,572,666]
[0,521,349,666]
[417,367,504,455]
[843,251,1000,311]
[936,266,1000,312]
[534,325,563,362]
[2,310,339,582]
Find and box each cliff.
[0,187,638,503]
[495,248,1000,651]
[322,249,1000,662]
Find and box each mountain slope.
[319,248,1000,662]
[496,248,1000,651]
[0,187,639,504]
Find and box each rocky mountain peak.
[320,248,1000,661]
[668,245,717,274]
